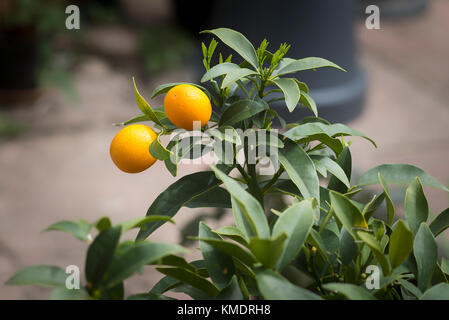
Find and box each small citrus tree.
[7,28,449,300]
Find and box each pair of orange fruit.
[110,84,211,173]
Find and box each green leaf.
[357,231,390,276]
[149,132,172,161]
[327,147,351,193]
[213,226,249,246]
[311,155,350,189]
[196,238,256,267]
[441,258,449,275]
[156,267,219,297]
[127,292,174,300]
[50,287,89,300]
[300,92,317,116]
[429,208,449,237]
[275,57,345,77]
[136,167,232,240]
[272,200,315,269]
[164,136,203,177]
[85,225,121,289]
[420,283,449,300]
[404,177,429,234]
[201,28,259,70]
[357,164,449,191]
[199,222,235,290]
[106,242,188,288]
[212,166,270,239]
[255,269,322,300]
[397,278,422,298]
[340,228,358,264]
[184,187,231,209]
[43,219,91,242]
[329,191,368,238]
[151,82,210,99]
[94,216,112,232]
[248,234,287,269]
[122,114,151,126]
[118,215,174,232]
[284,122,376,148]
[201,62,240,83]
[278,138,320,204]
[414,223,438,292]
[378,173,395,226]
[271,78,300,112]
[133,77,164,127]
[150,275,181,295]
[219,99,269,127]
[5,265,67,288]
[389,220,414,269]
[221,68,258,89]
[323,283,375,300]
[154,255,197,273]
[216,276,244,300]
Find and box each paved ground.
[0,0,448,299]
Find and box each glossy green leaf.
[157,267,219,297]
[404,177,429,234]
[420,283,449,300]
[212,166,270,238]
[201,28,259,70]
[330,191,368,238]
[216,276,244,300]
[106,242,187,288]
[378,173,395,226]
[275,57,345,77]
[414,223,438,292]
[150,275,180,295]
[248,234,287,269]
[311,155,350,189]
[389,220,413,269]
[5,265,67,288]
[219,99,269,127]
[357,231,390,276]
[118,215,174,232]
[213,226,249,246]
[255,269,322,300]
[151,82,210,99]
[340,227,358,264]
[199,222,235,290]
[327,147,352,193]
[323,283,375,300]
[43,219,91,242]
[284,122,376,148]
[153,255,197,273]
[278,138,320,204]
[196,238,256,267]
[397,278,422,298]
[133,77,164,127]
[357,164,448,191]
[149,132,172,161]
[221,68,258,89]
[201,62,240,83]
[272,78,300,112]
[272,200,315,269]
[85,225,121,289]
[440,258,449,275]
[94,216,112,232]
[184,187,231,209]
[122,114,151,126]
[429,208,449,237]
[299,92,317,116]
[136,167,232,240]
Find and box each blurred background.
[1,0,448,299]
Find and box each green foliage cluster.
[6,28,449,300]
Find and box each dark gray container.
[174,0,366,124]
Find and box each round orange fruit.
[110,124,158,173]
[163,84,212,130]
